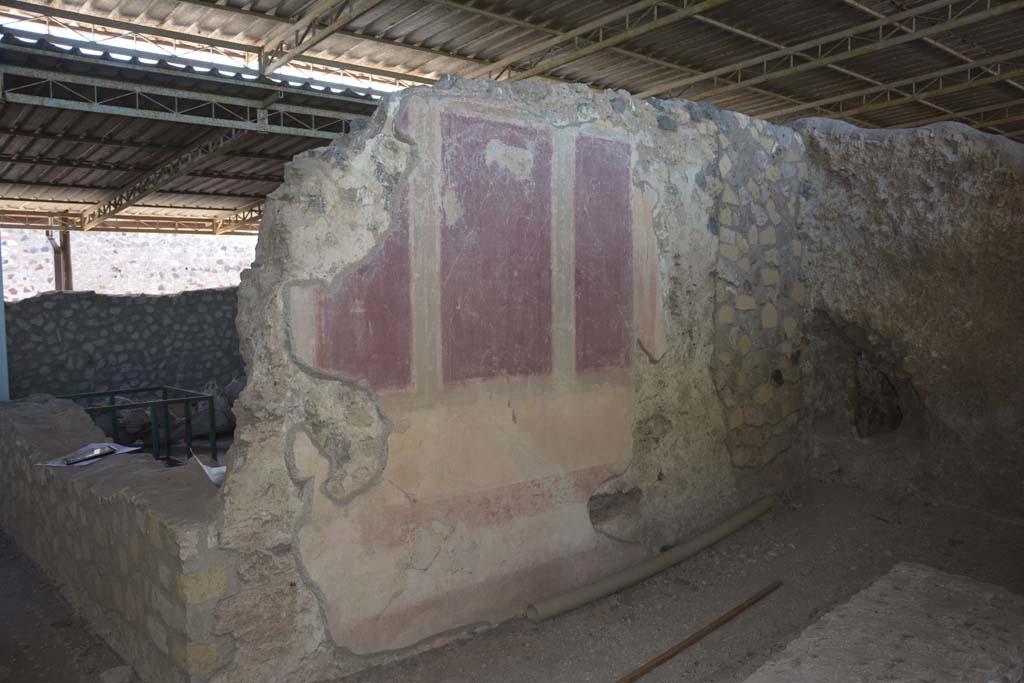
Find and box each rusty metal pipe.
[526,496,775,621]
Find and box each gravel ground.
[341,482,1024,683]
[2,481,1022,683]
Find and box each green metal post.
[162,402,172,461]
[184,400,193,457]
[149,405,160,459]
[208,398,218,463]
[109,393,118,443]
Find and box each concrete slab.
[744,562,1024,683]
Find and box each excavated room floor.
[2,481,1022,683]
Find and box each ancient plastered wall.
[796,119,1024,515]
[4,288,243,398]
[0,397,236,683]
[218,79,808,682]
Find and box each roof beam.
[506,0,732,82]
[0,1,428,87]
[260,0,387,75]
[426,0,878,126]
[213,201,264,235]
[686,13,968,123]
[636,0,1023,99]
[0,209,260,235]
[821,67,1024,122]
[897,97,1024,127]
[80,129,252,230]
[760,47,1024,119]
[0,153,283,184]
[0,127,305,162]
[0,65,355,139]
[839,0,1024,99]
[463,0,666,78]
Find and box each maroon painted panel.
[574,136,633,372]
[314,198,412,391]
[440,113,553,384]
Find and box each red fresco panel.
[440,113,553,384]
[574,136,633,372]
[314,198,412,391]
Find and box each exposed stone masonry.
[4,288,243,398]
[0,397,237,683]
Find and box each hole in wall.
[854,352,903,438]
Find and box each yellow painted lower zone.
[297,370,643,653]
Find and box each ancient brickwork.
[0,397,236,683]
[4,288,243,398]
[705,110,809,471]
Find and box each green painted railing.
[59,386,218,463]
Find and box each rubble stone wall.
[218,79,809,682]
[4,288,243,398]
[0,397,236,683]
[796,119,1024,516]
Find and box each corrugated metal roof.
[0,0,1021,235]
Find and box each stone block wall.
[706,111,808,472]
[4,288,243,398]
[0,397,237,683]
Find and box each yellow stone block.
[762,303,778,329]
[719,155,733,176]
[719,206,733,226]
[719,351,735,365]
[737,371,749,387]
[728,408,744,429]
[180,565,229,605]
[723,186,741,206]
[766,166,781,182]
[719,243,739,262]
[754,383,774,404]
[759,226,777,245]
[760,268,780,286]
[736,294,757,310]
[746,179,761,200]
[767,200,782,225]
[784,316,798,338]
[719,305,736,324]
[738,257,751,272]
[792,281,806,305]
[739,335,753,355]
[792,239,803,257]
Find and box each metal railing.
[59,386,218,462]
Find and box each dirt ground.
[2,481,1022,683]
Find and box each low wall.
[0,396,236,683]
[4,288,243,398]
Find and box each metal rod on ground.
[526,497,775,621]
[616,580,783,683]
